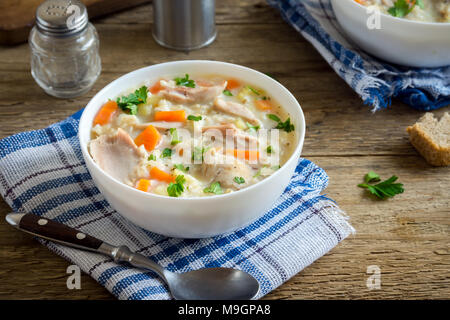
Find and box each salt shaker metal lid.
[36,0,88,37]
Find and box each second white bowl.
[331,0,450,68]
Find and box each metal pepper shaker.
[29,0,101,98]
[152,0,216,51]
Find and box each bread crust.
[406,113,449,167]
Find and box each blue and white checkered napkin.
[0,110,354,300]
[268,0,450,111]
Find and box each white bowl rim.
[79,60,306,201]
[348,0,450,27]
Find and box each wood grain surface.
[0,0,151,45]
[0,0,448,300]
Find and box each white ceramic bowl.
[331,0,450,68]
[79,60,305,238]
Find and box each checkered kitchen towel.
[0,110,354,300]
[268,0,450,111]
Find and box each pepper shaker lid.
[36,0,88,37]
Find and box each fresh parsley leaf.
[174,164,189,172]
[266,146,273,154]
[246,86,260,95]
[233,177,245,184]
[192,146,210,162]
[223,89,233,96]
[388,0,414,18]
[364,171,381,183]
[161,148,172,158]
[358,175,404,199]
[246,122,260,132]
[276,118,294,132]
[174,74,195,88]
[187,115,202,121]
[116,86,148,115]
[203,181,223,195]
[148,154,156,161]
[167,175,186,197]
[169,128,181,146]
[267,114,281,122]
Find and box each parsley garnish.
[268,114,295,132]
[174,74,195,88]
[187,115,202,121]
[116,86,148,115]
[388,0,423,18]
[267,114,280,122]
[169,128,181,146]
[167,175,186,197]
[364,171,380,183]
[192,146,209,162]
[174,164,189,172]
[161,148,172,158]
[246,86,260,95]
[246,122,260,132]
[223,89,233,96]
[233,177,245,184]
[266,146,272,154]
[358,173,404,199]
[203,181,223,195]
[148,154,156,161]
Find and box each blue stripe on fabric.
[29,187,101,216]
[15,173,92,205]
[126,195,323,300]
[111,183,320,299]
[268,0,450,111]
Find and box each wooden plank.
[95,0,282,25]
[0,0,151,45]
[0,155,448,299]
[0,23,444,156]
[0,0,448,300]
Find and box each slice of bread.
[406,112,449,166]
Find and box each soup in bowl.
[79,61,305,238]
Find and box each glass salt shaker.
[29,0,101,98]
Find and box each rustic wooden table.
[0,1,448,300]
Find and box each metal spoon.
[6,213,260,300]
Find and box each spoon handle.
[6,213,105,252]
[6,213,166,279]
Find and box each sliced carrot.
[226,79,241,90]
[93,100,118,126]
[149,80,164,94]
[134,125,160,151]
[154,110,186,122]
[227,149,260,161]
[254,99,272,111]
[150,166,176,183]
[136,179,151,192]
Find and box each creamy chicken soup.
[89,74,297,197]
[355,0,450,22]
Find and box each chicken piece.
[213,97,259,125]
[89,128,146,185]
[202,149,254,190]
[159,80,226,104]
[201,123,259,149]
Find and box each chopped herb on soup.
[89,73,297,198]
